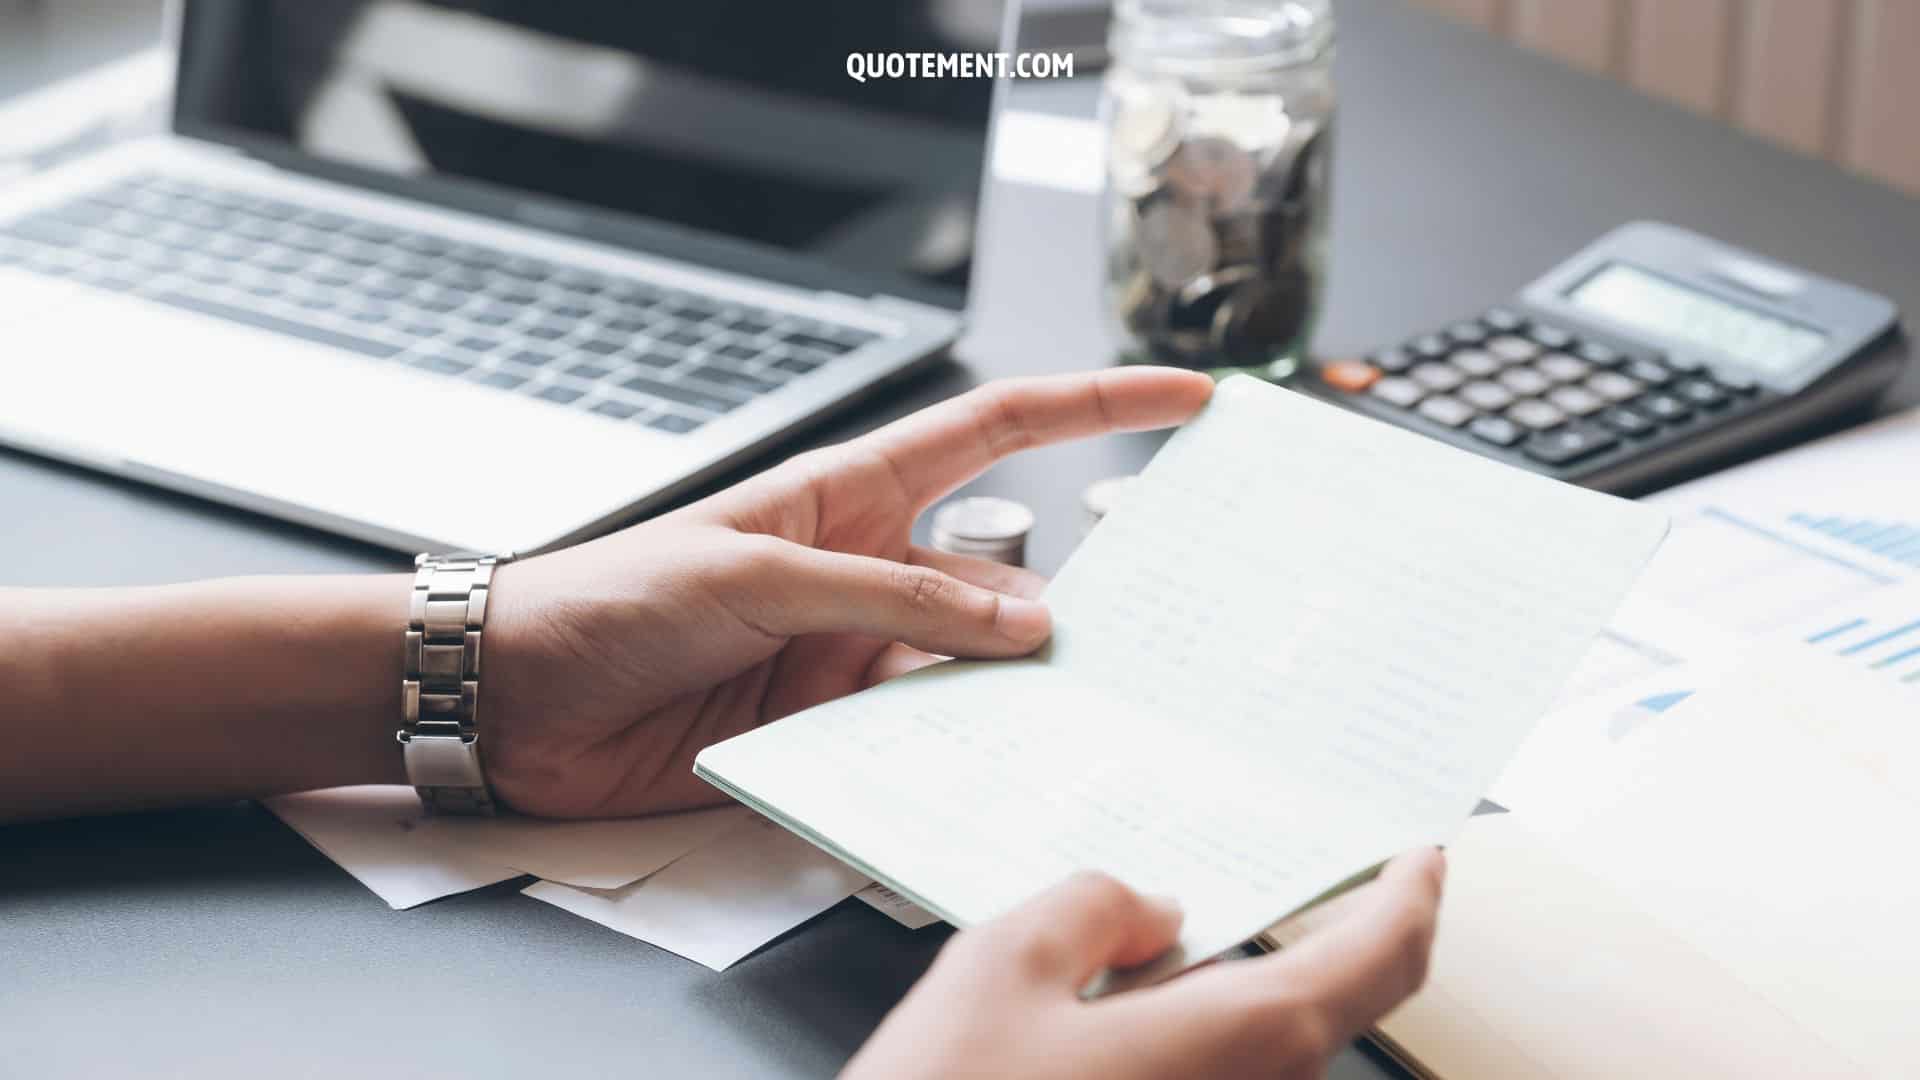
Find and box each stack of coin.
[929,497,1035,568]
[1104,81,1331,376]
[1080,474,1137,536]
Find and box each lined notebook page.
[697,377,1668,979]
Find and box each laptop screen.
[174,1,1005,309]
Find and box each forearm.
[0,574,410,823]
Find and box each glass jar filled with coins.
[1101,0,1335,379]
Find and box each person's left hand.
[481,368,1214,817]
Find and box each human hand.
[843,849,1446,1080]
[480,368,1214,818]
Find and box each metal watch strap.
[400,551,513,815]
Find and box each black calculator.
[1300,222,1907,494]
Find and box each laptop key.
[618,373,739,414]
[533,383,586,405]
[472,369,529,391]
[711,341,764,364]
[622,350,681,369]
[408,354,472,376]
[505,348,556,367]
[780,330,854,355]
[590,399,643,421]
[142,290,403,358]
[647,413,703,434]
[566,361,616,381]
[688,364,780,396]
[771,352,826,376]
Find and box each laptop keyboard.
[0,173,884,435]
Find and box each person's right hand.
[843,848,1446,1080]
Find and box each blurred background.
[4,0,1915,196]
[1407,0,1920,197]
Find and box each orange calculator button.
[1320,359,1382,393]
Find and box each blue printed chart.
[1789,514,1920,571]
[1803,609,1920,685]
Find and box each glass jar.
[1100,0,1335,380]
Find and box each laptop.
[0,0,1009,553]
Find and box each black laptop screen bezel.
[168,0,1007,313]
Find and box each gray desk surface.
[5,2,1918,1077]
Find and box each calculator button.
[1522,422,1619,466]
[1486,335,1541,364]
[1407,334,1451,360]
[1623,358,1672,387]
[1675,377,1730,409]
[1369,347,1416,374]
[1713,368,1758,393]
[1575,341,1624,367]
[1528,324,1575,350]
[1664,353,1706,373]
[1450,348,1500,377]
[1446,321,1487,346]
[1482,308,1526,333]
[1586,371,1644,403]
[1507,399,1567,431]
[1634,394,1693,423]
[1370,376,1426,408]
[1599,406,1657,438]
[1468,414,1525,447]
[1498,367,1552,397]
[1546,385,1606,416]
[1321,359,1382,393]
[1411,363,1466,392]
[1417,395,1475,428]
[1459,380,1515,412]
[1536,353,1592,383]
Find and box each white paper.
[265,786,519,909]
[698,377,1669,980]
[854,882,943,930]
[522,816,868,970]
[1517,649,1920,1074]
[269,786,751,906]
[468,805,749,890]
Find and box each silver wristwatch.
[399,551,514,815]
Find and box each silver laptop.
[0,0,1008,553]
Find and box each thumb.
[967,872,1184,989]
[724,538,1052,657]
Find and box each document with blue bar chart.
[695,377,1669,985]
[1556,405,1920,704]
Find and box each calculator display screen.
[1566,262,1826,374]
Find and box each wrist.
[1,573,409,822]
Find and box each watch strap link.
[400,552,509,815]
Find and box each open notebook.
[696,376,1668,985]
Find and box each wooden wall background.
[1407,0,1920,197]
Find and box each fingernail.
[997,596,1052,643]
[1146,893,1184,920]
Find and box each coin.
[1106,78,1180,198]
[1213,271,1312,366]
[1136,200,1218,288]
[1174,264,1258,322]
[1117,271,1170,336]
[1189,92,1292,154]
[930,497,1036,567]
[1161,135,1258,210]
[1081,475,1138,535]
